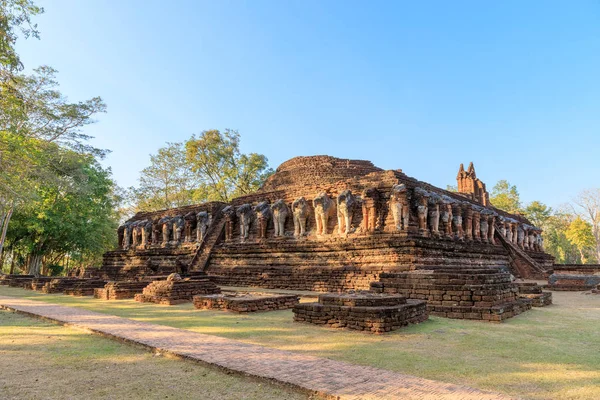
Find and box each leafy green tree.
[565,217,596,264]
[0,67,106,259]
[6,151,119,275]
[128,142,202,211]
[572,189,600,263]
[490,180,522,214]
[185,129,273,202]
[524,201,552,229]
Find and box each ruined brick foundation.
[515,282,552,307]
[370,267,531,322]
[193,293,299,313]
[135,278,221,305]
[95,280,155,300]
[293,292,428,334]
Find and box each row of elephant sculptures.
[219,185,544,251]
[118,211,211,250]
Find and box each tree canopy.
[0,0,118,276]
[128,130,273,213]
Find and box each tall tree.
[572,188,600,262]
[6,151,119,275]
[524,201,552,229]
[490,180,522,214]
[185,129,273,202]
[0,67,106,259]
[128,142,202,211]
[565,217,596,264]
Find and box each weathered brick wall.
[207,236,512,292]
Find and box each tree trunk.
[0,206,14,260]
[9,250,16,274]
[27,243,45,277]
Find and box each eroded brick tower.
[457,162,490,206]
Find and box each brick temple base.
[293,292,428,334]
[371,267,531,322]
[193,293,299,313]
[95,281,154,300]
[546,273,600,291]
[63,279,107,296]
[515,282,552,307]
[134,278,221,305]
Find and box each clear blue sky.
[17,1,600,208]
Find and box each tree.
[490,180,522,214]
[572,189,600,263]
[0,67,107,259]
[6,151,119,275]
[524,201,552,229]
[128,142,202,211]
[0,0,43,73]
[185,129,273,202]
[565,217,596,264]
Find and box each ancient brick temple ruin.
[95,155,555,321]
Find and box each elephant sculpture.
[196,211,209,242]
[313,192,333,236]
[236,204,254,242]
[171,216,184,243]
[183,212,196,242]
[390,184,410,231]
[254,201,271,239]
[292,197,309,237]
[414,187,429,233]
[271,199,289,237]
[222,206,236,241]
[336,190,355,235]
[158,216,172,245]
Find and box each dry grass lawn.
[1,286,599,399]
[0,309,308,400]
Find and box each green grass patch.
[1,286,599,399]
[0,308,307,400]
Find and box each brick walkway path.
[0,295,515,400]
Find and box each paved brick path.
[0,295,515,400]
